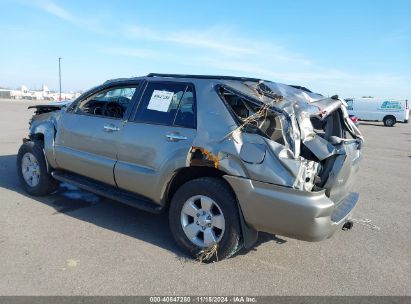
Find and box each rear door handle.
[103,124,120,132]
[166,132,188,142]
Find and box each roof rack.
[289,85,313,93]
[146,73,264,82]
[103,78,130,84]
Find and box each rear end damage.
[215,81,362,191]
[194,81,363,242]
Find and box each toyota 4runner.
[17,73,363,261]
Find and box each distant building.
[0,85,81,101]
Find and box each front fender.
[29,120,58,169]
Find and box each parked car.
[17,73,363,261]
[346,97,409,127]
[349,114,360,126]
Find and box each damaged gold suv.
[17,73,363,260]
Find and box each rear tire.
[383,116,396,127]
[169,177,243,262]
[17,141,59,196]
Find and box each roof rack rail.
[103,78,130,84]
[146,73,264,82]
[289,85,313,93]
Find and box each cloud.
[40,0,73,22]
[111,25,408,97]
[125,26,254,55]
[103,47,160,59]
[124,25,310,64]
[189,57,404,87]
[26,1,411,97]
[35,0,106,33]
[380,29,411,43]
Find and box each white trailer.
[346,97,409,127]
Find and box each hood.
[28,100,74,115]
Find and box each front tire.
[17,141,59,196]
[169,177,243,261]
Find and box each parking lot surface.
[0,99,410,295]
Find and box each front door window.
[75,86,138,119]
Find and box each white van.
[346,97,409,127]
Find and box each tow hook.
[342,220,354,231]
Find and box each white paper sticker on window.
[147,90,174,112]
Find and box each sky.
[0,0,410,98]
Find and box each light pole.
[58,57,62,101]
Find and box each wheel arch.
[29,121,58,169]
[383,114,396,120]
[163,166,258,249]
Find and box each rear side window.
[133,82,196,128]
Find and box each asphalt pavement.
[0,99,410,295]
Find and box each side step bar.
[52,170,163,214]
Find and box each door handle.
[103,124,120,132]
[166,132,188,142]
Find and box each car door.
[54,84,139,186]
[114,81,197,204]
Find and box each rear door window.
[173,87,196,128]
[132,82,196,128]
